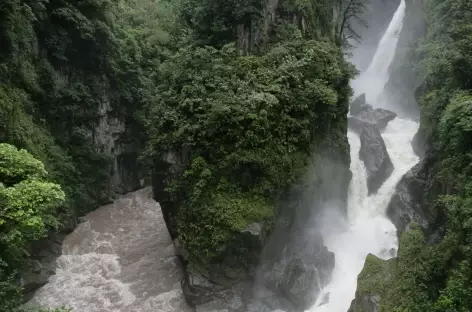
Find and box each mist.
[253,1,421,311]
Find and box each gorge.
[2,0,472,312]
[27,1,418,311]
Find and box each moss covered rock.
[348,254,396,312]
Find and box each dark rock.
[359,124,394,194]
[387,158,431,234]
[182,269,226,306]
[349,108,397,133]
[21,232,66,301]
[350,93,368,115]
[412,128,429,158]
[258,229,334,311]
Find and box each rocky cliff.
[149,34,353,311]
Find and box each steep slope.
[351,0,472,311]
[0,0,178,308]
[144,0,356,310]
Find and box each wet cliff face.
[93,93,144,197]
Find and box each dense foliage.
[0,144,65,311]
[0,0,176,310]
[146,40,353,263]
[0,0,361,309]
[145,0,355,273]
[360,0,472,311]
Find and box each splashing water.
[28,188,193,312]
[306,1,418,311]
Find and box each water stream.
[307,0,418,311]
[28,188,193,312]
[29,1,415,311]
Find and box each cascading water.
[351,0,406,106]
[306,1,418,311]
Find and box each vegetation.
[0,0,366,309]
[145,0,356,272]
[356,1,472,311]
[0,144,65,311]
[146,39,354,264]
[0,0,172,310]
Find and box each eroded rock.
[359,124,394,194]
[349,108,397,133]
[387,157,433,234]
[258,230,334,311]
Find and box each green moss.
[357,254,396,296]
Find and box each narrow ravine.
[28,188,193,312]
[307,0,419,311]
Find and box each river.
[30,1,416,311]
[28,188,193,312]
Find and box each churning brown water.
[29,187,193,312]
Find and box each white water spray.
[306,1,418,311]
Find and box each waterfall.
[306,1,418,311]
[352,0,407,106]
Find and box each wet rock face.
[21,234,65,302]
[257,230,335,311]
[349,108,397,132]
[359,124,394,194]
[387,157,432,234]
[349,94,397,133]
[349,96,397,194]
[348,293,380,312]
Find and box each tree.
[334,0,368,48]
[0,143,66,263]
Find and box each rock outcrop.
[349,108,397,132]
[387,159,429,233]
[94,96,145,196]
[350,93,370,116]
[359,124,394,194]
[348,254,395,312]
[349,96,396,194]
[21,224,75,302]
[386,154,445,243]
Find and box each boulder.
[349,108,397,133]
[181,269,226,306]
[350,93,369,115]
[359,124,394,194]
